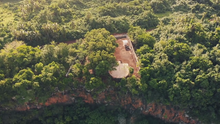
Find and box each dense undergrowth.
[1,0,220,123]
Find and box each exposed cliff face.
[14,88,200,124]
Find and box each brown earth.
[114,38,140,77]
[63,40,76,44]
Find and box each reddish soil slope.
[15,88,198,124]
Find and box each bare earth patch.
[112,37,140,78]
[63,40,76,44]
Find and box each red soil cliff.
[15,88,198,124]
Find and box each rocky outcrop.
[13,87,200,124]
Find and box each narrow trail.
[63,29,154,44]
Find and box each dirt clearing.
[113,37,140,77]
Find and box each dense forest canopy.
[1,0,220,123]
